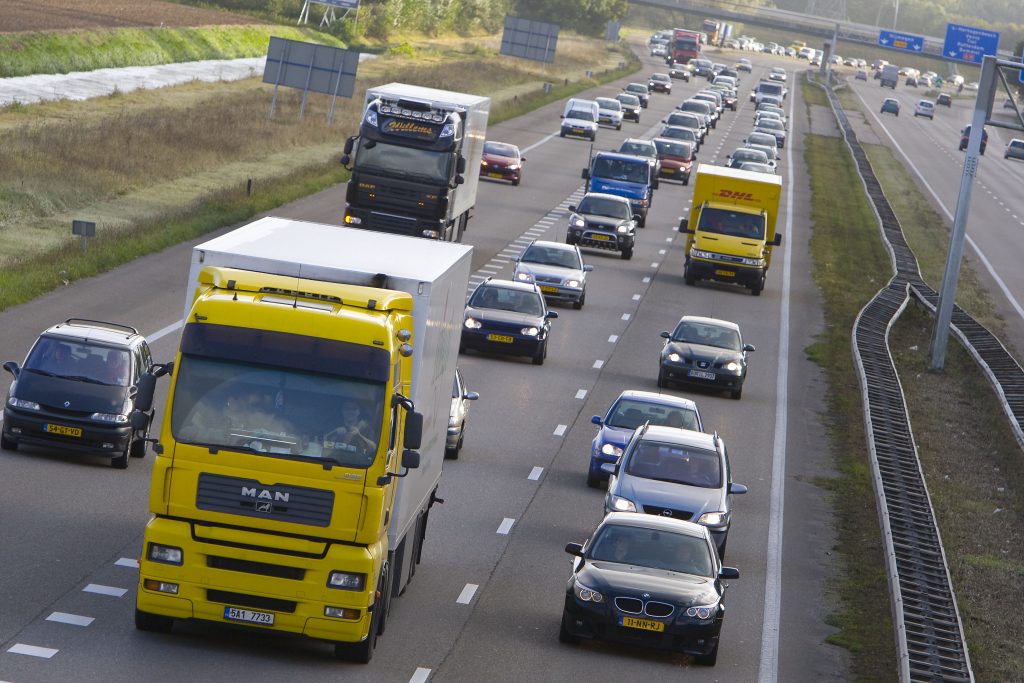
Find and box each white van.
[561,98,599,141]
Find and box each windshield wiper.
[25,368,57,377]
[59,375,105,384]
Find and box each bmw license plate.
[714,269,736,277]
[619,615,665,632]
[45,423,82,437]
[224,606,274,625]
[589,234,611,241]
[487,334,514,343]
[539,285,558,294]
[688,370,716,380]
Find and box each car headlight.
[571,216,585,228]
[608,495,636,512]
[699,511,729,526]
[91,411,129,424]
[8,397,40,411]
[724,361,739,372]
[448,415,458,428]
[521,326,539,336]
[328,571,366,591]
[600,443,623,457]
[685,603,718,620]
[574,579,604,603]
[667,352,682,362]
[566,280,580,288]
[507,164,519,170]
[617,224,629,234]
[147,543,183,565]
[515,272,534,282]
[480,160,489,167]
[464,317,482,329]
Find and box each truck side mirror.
[772,233,782,246]
[343,136,355,155]
[404,411,424,450]
[454,175,465,186]
[341,155,351,166]
[401,449,421,470]
[456,156,466,174]
[679,218,689,232]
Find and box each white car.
[595,97,624,130]
[446,368,479,459]
[651,44,667,57]
[914,100,935,119]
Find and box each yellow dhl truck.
[129,217,471,662]
[680,164,783,296]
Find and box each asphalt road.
[0,48,854,682]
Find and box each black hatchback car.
[658,316,754,399]
[560,512,740,666]
[2,319,155,468]
[460,279,558,365]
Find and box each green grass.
[0,25,339,78]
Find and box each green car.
[880,98,900,116]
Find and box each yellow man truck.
[130,217,471,662]
[680,164,783,296]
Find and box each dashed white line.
[410,667,432,683]
[593,360,605,369]
[528,466,544,480]
[650,262,659,268]
[642,276,651,283]
[553,424,567,436]
[665,237,673,242]
[7,644,58,658]
[115,558,139,568]
[456,584,478,605]
[608,335,618,343]
[492,257,510,264]
[632,294,641,301]
[658,249,667,255]
[47,612,94,627]
[575,389,587,399]
[83,584,127,597]
[496,518,515,535]
[621,313,631,321]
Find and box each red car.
[652,137,695,185]
[480,141,524,186]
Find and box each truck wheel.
[335,599,380,663]
[111,444,129,469]
[135,608,173,633]
[638,213,647,228]
[621,247,633,260]
[1,432,17,451]
[684,265,696,286]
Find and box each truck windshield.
[171,356,386,469]
[592,158,648,184]
[356,141,450,184]
[698,207,765,240]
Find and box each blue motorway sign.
[943,23,999,64]
[878,30,923,53]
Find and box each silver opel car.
[513,240,593,310]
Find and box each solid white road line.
[496,518,515,535]
[82,584,127,597]
[456,584,478,605]
[46,612,94,627]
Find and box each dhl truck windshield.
[698,207,765,240]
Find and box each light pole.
[892,0,899,29]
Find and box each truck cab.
[582,152,658,227]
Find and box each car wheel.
[532,341,546,366]
[559,613,581,645]
[693,641,719,666]
[683,175,690,186]
[0,431,17,451]
[111,444,130,469]
[731,384,743,400]
[559,131,565,138]
[135,608,173,633]
[512,178,520,186]
[574,293,585,310]
[638,213,647,228]
[621,247,633,260]
[586,469,602,489]
[616,123,622,131]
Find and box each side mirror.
[600,462,617,475]
[343,136,355,155]
[651,177,660,190]
[581,168,590,180]
[660,330,671,339]
[340,155,351,166]
[546,311,559,319]
[772,233,783,247]
[456,156,466,174]
[401,449,421,470]
[743,343,756,353]
[129,410,149,430]
[565,542,584,557]
[152,361,174,378]
[679,218,689,232]
[719,567,740,580]
[729,483,748,495]
[404,411,424,450]
[591,415,603,425]
[454,175,465,186]
[2,360,20,378]
[520,156,526,163]
[560,113,565,118]
[134,373,157,413]
[583,264,594,272]
[464,391,480,401]
[568,205,577,212]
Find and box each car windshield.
[588,524,713,576]
[681,101,710,114]
[651,74,669,82]
[470,285,543,316]
[740,163,774,173]
[521,244,581,269]
[170,355,386,468]
[748,133,776,147]
[483,142,517,157]
[24,337,133,386]
[653,139,692,158]
[577,196,630,219]
[671,319,742,350]
[626,84,647,94]
[606,398,700,430]
[758,120,784,131]
[666,113,701,128]
[619,142,655,158]
[596,98,621,111]
[592,157,648,184]
[616,94,640,106]
[567,109,595,122]
[625,441,723,489]
[731,149,767,165]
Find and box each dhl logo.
[716,190,756,201]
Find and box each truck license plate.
[688,370,716,380]
[714,269,736,277]
[45,423,82,437]
[487,334,514,343]
[224,606,275,625]
[619,615,665,632]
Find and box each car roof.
[582,191,631,204]
[622,137,654,146]
[526,239,575,253]
[651,73,670,79]
[677,314,741,332]
[616,389,698,411]
[600,511,710,539]
[637,424,719,451]
[917,99,933,105]
[475,278,540,294]
[42,319,142,347]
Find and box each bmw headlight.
[8,397,40,411]
[724,361,739,372]
[668,352,682,362]
[515,272,534,282]
[600,443,623,457]
[521,326,539,336]
[464,317,482,329]
[363,110,378,127]
[685,603,718,620]
[698,511,729,526]
[574,579,604,603]
[608,495,636,512]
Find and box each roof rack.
[63,319,139,335]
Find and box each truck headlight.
[363,110,378,127]
[464,318,482,329]
[8,397,40,411]
[147,543,183,565]
[740,256,766,267]
[690,249,714,259]
[328,571,366,591]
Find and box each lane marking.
[608,335,618,343]
[115,558,139,568]
[642,276,651,283]
[410,667,432,683]
[575,389,587,399]
[658,249,667,255]
[553,424,567,436]
[593,360,604,369]
[46,612,94,627]
[621,313,631,321]
[149,320,182,343]
[83,584,127,597]
[521,132,557,153]
[528,466,544,481]
[632,294,641,301]
[650,262,659,268]
[456,584,478,605]
[496,518,515,535]
[7,644,58,658]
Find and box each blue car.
[587,390,703,488]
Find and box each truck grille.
[207,589,297,613]
[207,555,305,580]
[196,473,334,527]
[368,211,419,234]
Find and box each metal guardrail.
[815,75,975,682]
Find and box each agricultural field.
[0,0,261,32]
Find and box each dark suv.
[3,319,155,468]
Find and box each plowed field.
[0,0,262,33]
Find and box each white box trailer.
[185,216,472,591]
